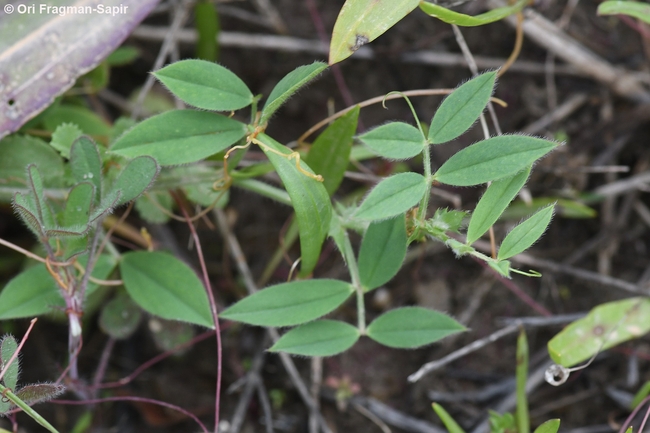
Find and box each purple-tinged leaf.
[0,0,160,139]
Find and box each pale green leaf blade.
[258,133,332,276]
[108,156,160,206]
[355,172,426,221]
[0,265,63,320]
[466,168,530,244]
[359,122,425,159]
[0,135,64,188]
[261,62,328,124]
[497,204,554,260]
[429,72,497,144]
[367,306,465,348]
[358,214,407,291]
[26,165,55,230]
[99,292,143,340]
[419,0,528,26]
[434,135,559,186]
[533,420,560,433]
[61,182,94,259]
[120,251,214,328]
[110,110,247,166]
[269,320,360,356]
[432,403,467,433]
[70,136,102,203]
[329,0,420,64]
[153,59,253,111]
[306,106,359,196]
[0,336,19,391]
[598,1,650,24]
[12,192,43,238]
[548,298,650,367]
[220,279,354,327]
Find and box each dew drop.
[87,173,94,179]
[46,72,55,80]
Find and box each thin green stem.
[418,144,433,223]
[0,384,59,433]
[340,230,365,333]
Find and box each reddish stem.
[172,193,223,433]
[52,396,209,433]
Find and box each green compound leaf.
[0,336,19,391]
[120,251,214,329]
[432,403,467,433]
[0,265,63,320]
[261,62,328,125]
[258,133,332,277]
[548,298,650,367]
[533,420,560,433]
[50,123,83,159]
[355,172,427,221]
[70,136,102,204]
[0,135,64,188]
[367,306,465,348]
[329,0,420,65]
[429,72,497,144]
[269,320,360,356]
[110,110,247,166]
[108,156,160,206]
[306,106,359,196]
[153,60,253,111]
[220,279,354,327]
[419,0,528,26]
[358,214,407,291]
[434,135,559,186]
[598,1,650,24]
[497,204,554,260]
[358,122,426,160]
[466,168,530,245]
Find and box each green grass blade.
[419,0,528,26]
[432,403,467,433]
[598,1,650,24]
[516,329,530,433]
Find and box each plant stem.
[418,144,433,223]
[340,229,365,333]
[0,384,59,433]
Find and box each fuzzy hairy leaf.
[258,133,332,276]
[467,168,530,244]
[367,306,465,348]
[153,60,253,111]
[269,320,360,356]
[434,135,558,186]
[70,136,102,204]
[358,215,407,291]
[261,62,328,124]
[355,172,427,221]
[429,72,496,144]
[497,204,554,260]
[0,336,19,391]
[306,106,359,195]
[110,110,247,166]
[120,251,214,328]
[221,279,354,327]
[108,156,160,206]
[359,122,425,159]
[0,135,64,187]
